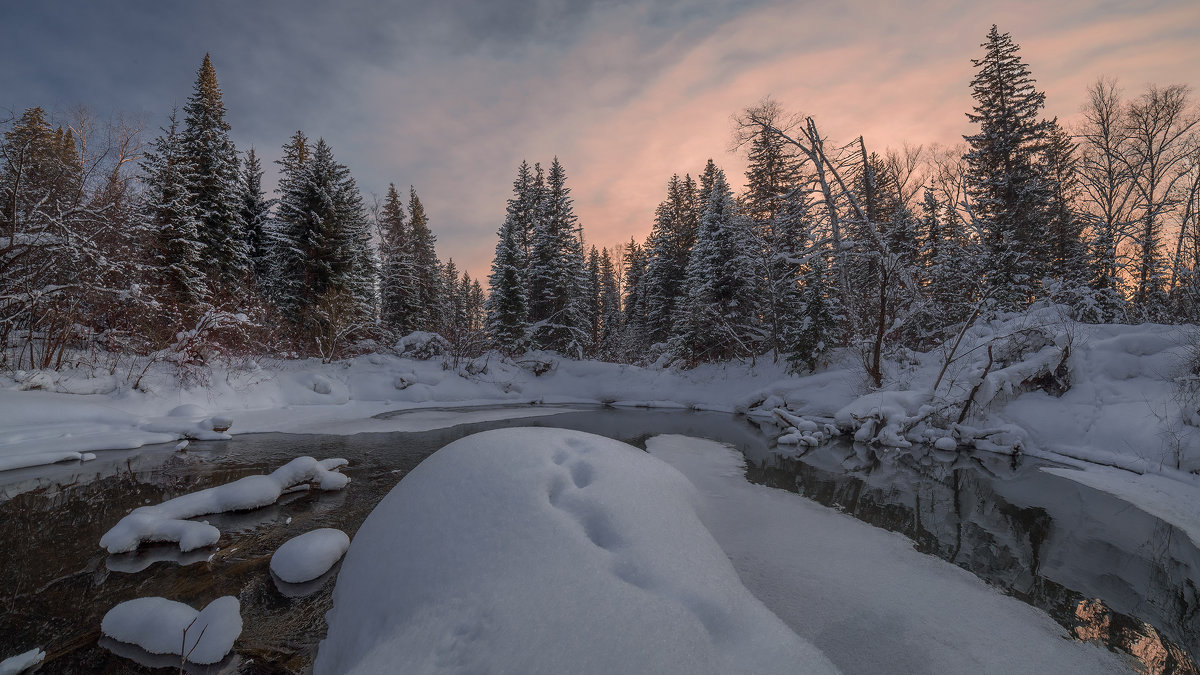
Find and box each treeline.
[487,26,1200,378]
[1,55,482,372]
[4,28,1198,379]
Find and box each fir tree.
[182,53,249,293]
[963,26,1053,310]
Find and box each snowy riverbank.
[2,312,1198,542]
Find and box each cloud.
[3,0,1198,283]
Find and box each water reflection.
[742,431,1199,673]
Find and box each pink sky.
[349,0,1200,284]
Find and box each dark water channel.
[0,407,1196,673]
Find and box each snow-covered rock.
[99,456,350,553]
[101,596,241,665]
[316,427,835,674]
[0,648,44,675]
[270,528,351,583]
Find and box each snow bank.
[100,456,350,553]
[0,648,44,675]
[101,596,241,665]
[646,434,1128,674]
[0,390,232,472]
[3,308,1197,481]
[316,427,835,675]
[270,528,350,583]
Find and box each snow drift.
[315,427,836,674]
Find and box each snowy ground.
[646,434,1129,674]
[2,315,1197,671]
[317,428,838,674]
[316,427,1128,673]
[2,313,1197,534]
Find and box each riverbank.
[2,310,1198,542]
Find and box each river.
[0,407,1195,673]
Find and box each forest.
[2,27,1198,384]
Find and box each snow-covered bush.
[394,331,449,360]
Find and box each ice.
[315,427,836,674]
[645,434,1128,674]
[99,456,350,553]
[0,648,44,675]
[101,596,241,665]
[270,528,351,583]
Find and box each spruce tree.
[672,168,760,363]
[597,247,622,359]
[438,258,466,341]
[786,248,838,373]
[642,174,699,346]
[620,237,648,355]
[182,54,249,294]
[527,157,589,355]
[742,112,808,357]
[378,183,419,335]
[485,163,533,354]
[916,189,976,335]
[272,137,375,338]
[586,245,602,352]
[267,131,310,317]
[407,186,441,333]
[963,26,1053,310]
[141,110,207,308]
[239,147,273,285]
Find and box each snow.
[645,434,1129,674]
[0,648,44,675]
[99,456,350,553]
[101,596,241,665]
[270,528,350,583]
[315,427,836,675]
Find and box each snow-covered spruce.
[270,528,350,583]
[315,427,835,674]
[101,596,241,665]
[100,457,350,554]
[0,648,44,675]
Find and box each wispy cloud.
[3,0,1197,280]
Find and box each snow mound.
[0,648,44,675]
[645,434,1129,674]
[315,427,835,675]
[100,456,350,553]
[101,596,241,665]
[271,528,351,583]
